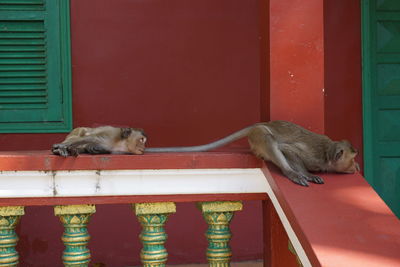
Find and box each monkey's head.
[329,140,359,174]
[121,128,147,154]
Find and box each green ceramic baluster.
[133,202,176,267]
[54,205,96,266]
[0,206,24,267]
[199,201,243,267]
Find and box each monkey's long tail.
[145,125,254,153]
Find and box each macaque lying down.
[52,126,147,157]
[52,121,359,186]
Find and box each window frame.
[0,0,72,133]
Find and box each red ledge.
[0,150,261,171]
[263,163,400,267]
[0,193,268,207]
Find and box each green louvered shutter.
[0,0,72,133]
[362,0,400,217]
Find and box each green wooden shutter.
[0,0,72,133]
[362,0,400,217]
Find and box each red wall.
[0,0,262,150]
[270,0,363,167]
[1,0,363,265]
[270,0,325,133]
[324,0,363,169]
[71,0,262,147]
[11,0,265,266]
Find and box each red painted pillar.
[270,0,325,133]
[259,0,270,122]
[263,200,299,267]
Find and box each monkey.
[145,121,359,186]
[247,121,359,186]
[52,126,147,157]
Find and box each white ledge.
[0,169,268,198]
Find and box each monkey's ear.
[121,128,132,139]
[341,139,358,154]
[334,149,344,161]
[328,143,344,162]
[133,128,147,138]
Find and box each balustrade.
[54,204,96,266]
[133,202,176,267]
[199,201,243,267]
[0,152,395,267]
[0,202,243,266]
[0,206,24,267]
[0,162,268,266]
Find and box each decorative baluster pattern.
[198,201,243,267]
[54,204,96,267]
[0,206,24,267]
[133,202,176,267]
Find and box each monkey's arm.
[145,125,254,153]
[282,149,324,185]
[79,142,110,155]
[248,125,311,186]
[52,139,110,157]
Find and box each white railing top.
[0,168,268,198]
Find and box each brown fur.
[52,126,147,157]
[248,121,359,186]
[146,120,359,186]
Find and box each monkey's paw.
[306,175,324,184]
[52,144,69,157]
[283,171,310,186]
[291,176,309,187]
